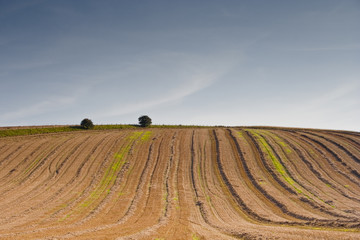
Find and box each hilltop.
[0,127,359,239]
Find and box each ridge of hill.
[0,127,359,239]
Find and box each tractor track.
[273,130,360,210]
[1,128,360,239]
[304,131,360,165]
[256,131,352,219]
[300,133,360,182]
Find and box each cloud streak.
[287,44,360,52]
[99,69,226,118]
[0,96,75,123]
[88,49,239,120]
[303,81,359,110]
[0,82,95,125]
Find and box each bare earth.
[0,127,359,239]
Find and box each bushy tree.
[81,118,94,129]
[138,115,152,127]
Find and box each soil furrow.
[244,130,297,195]
[62,132,144,224]
[275,130,360,206]
[115,141,155,224]
[194,129,257,240]
[327,132,360,148]
[287,131,360,198]
[0,136,75,213]
[260,130,353,219]
[305,131,360,165]
[0,141,46,186]
[0,134,104,228]
[226,129,303,221]
[236,129,340,222]
[300,133,360,182]
[1,128,360,239]
[35,133,116,225]
[212,129,275,223]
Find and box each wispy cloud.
[276,80,360,129]
[0,96,76,123]
[99,69,226,118]
[305,81,359,109]
[0,60,56,71]
[90,50,239,119]
[287,44,360,52]
[0,82,95,125]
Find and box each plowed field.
[0,128,359,239]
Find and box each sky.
[0,0,359,131]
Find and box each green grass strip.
[140,131,152,141]
[0,127,82,137]
[249,130,302,193]
[0,125,137,137]
[61,131,143,220]
[0,124,213,138]
[269,133,292,153]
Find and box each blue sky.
[0,0,359,131]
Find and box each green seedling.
[141,131,152,141]
[192,234,201,240]
[60,131,143,220]
[250,130,302,193]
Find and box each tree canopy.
[81,118,94,129]
[138,115,152,127]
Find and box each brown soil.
[0,128,359,239]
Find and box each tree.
[81,118,94,129]
[138,115,152,127]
